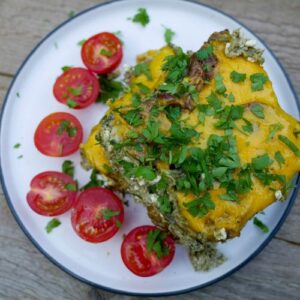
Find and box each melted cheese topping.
[82,38,300,241]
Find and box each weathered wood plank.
[0,0,300,299]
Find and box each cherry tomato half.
[121,225,175,277]
[26,171,77,216]
[53,67,100,109]
[34,112,83,157]
[81,32,123,74]
[71,187,124,243]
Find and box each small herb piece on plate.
[77,39,86,46]
[46,218,61,233]
[99,48,113,57]
[65,183,77,191]
[274,151,285,167]
[57,120,78,137]
[130,8,150,27]
[251,154,273,171]
[215,74,227,94]
[266,123,283,142]
[13,143,21,149]
[253,217,269,233]
[163,26,175,44]
[97,75,124,103]
[61,66,72,72]
[62,160,74,177]
[134,62,152,80]
[80,169,105,191]
[196,44,213,61]
[184,193,215,217]
[66,99,78,108]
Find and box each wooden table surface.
[0,0,299,299]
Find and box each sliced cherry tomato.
[34,112,83,157]
[71,187,124,243]
[121,225,175,277]
[53,67,100,109]
[26,171,77,216]
[81,32,123,74]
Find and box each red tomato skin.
[121,225,175,277]
[34,112,83,157]
[53,67,100,109]
[71,187,124,243]
[26,171,77,216]
[81,32,123,74]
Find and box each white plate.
[1,0,299,296]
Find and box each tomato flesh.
[71,187,124,243]
[121,225,175,277]
[26,171,77,216]
[81,32,123,74]
[53,67,100,109]
[34,112,83,157]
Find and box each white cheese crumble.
[275,190,283,201]
[150,175,161,185]
[214,228,227,241]
[245,39,256,47]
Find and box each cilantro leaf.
[184,193,215,217]
[77,39,86,46]
[251,154,273,170]
[253,217,269,233]
[123,109,144,127]
[266,123,283,142]
[101,209,120,220]
[163,27,175,44]
[131,8,150,27]
[46,218,61,233]
[61,66,72,72]
[131,93,141,107]
[97,76,124,103]
[134,62,152,80]
[196,44,213,60]
[220,191,238,201]
[56,120,78,137]
[278,135,300,157]
[215,74,227,94]
[66,99,78,108]
[14,143,21,149]
[230,71,246,83]
[250,73,268,91]
[80,169,104,191]
[250,103,265,119]
[99,48,113,57]
[68,86,82,96]
[65,183,77,191]
[274,151,285,167]
[228,93,235,102]
[62,160,74,177]
[158,194,172,214]
[134,166,156,180]
[146,228,170,259]
[242,118,254,133]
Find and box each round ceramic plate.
[0,0,299,296]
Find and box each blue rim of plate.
[0,0,299,297]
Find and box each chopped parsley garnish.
[253,217,269,233]
[115,220,122,228]
[274,151,285,167]
[134,62,152,80]
[65,183,77,191]
[250,73,268,91]
[242,118,254,134]
[196,44,213,60]
[131,93,141,107]
[68,86,82,96]
[77,39,86,46]
[163,26,175,44]
[62,160,74,177]
[99,48,113,57]
[220,191,238,201]
[158,194,172,214]
[230,71,246,83]
[14,143,21,149]
[278,135,300,157]
[184,193,215,217]
[97,75,125,103]
[46,218,61,233]
[16,92,20,98]
[101,209,120,220]
[81,169,104,191]
[266,123,283,142]
[130,8,150,27]
[68,11,75,18]
[66,99,77,108]
[250,103,264,119]
[214,74,227,94]
[251,154,273,171]
[123,109,144,127]
[228,93,235,103]
[62,66,71,72]
[136,82,151,94]
[56,120,78,137]
[17,155,23,159]
[146,228,170,259]
[119,161,156,181]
